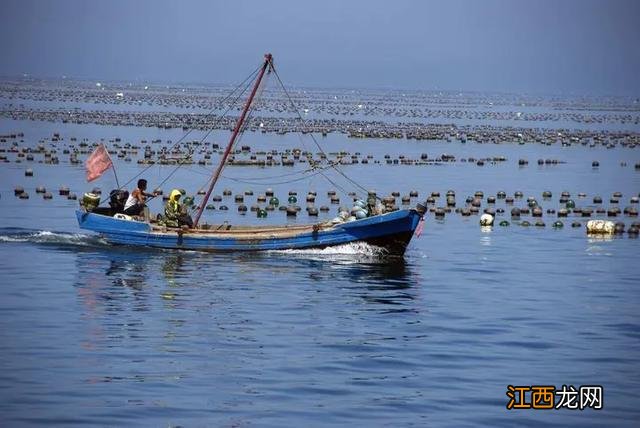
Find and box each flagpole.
[104,146,120,189]
[111,166,120,189]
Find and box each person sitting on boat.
[366,192,382,217]
[123,179,154,216]
[164,189,194,228]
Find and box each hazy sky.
[1,0,638,96]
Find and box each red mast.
[193,53,273,228]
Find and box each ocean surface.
[0,85,639,426]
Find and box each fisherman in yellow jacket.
[164,189,194,228]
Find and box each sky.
[0,0,639,96]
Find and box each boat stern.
[76,210,151,236]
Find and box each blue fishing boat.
[76,54,425,256]
[76,208,422,255]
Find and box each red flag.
[85,144,113,182]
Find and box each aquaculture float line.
[1,108,639,147]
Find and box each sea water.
[0,87,639,426]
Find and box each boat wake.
[269,241,391,261]
[0,228,110,248]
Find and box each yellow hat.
[169,189,182,201]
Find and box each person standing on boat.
[164,189,194,228]
[123,179,154,216]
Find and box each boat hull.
[76,209,422,256]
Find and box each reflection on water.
[76,249,151,313]
[270,252,422,312]
[294,256,414,284]
[161,254,186,283]
[106,256,147,291]
[68,240,422,319]
[2,225,639,426]
[480,226,493,236]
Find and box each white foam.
[0,235,24,243]
[270,241,389,259]
[0,229,108,247]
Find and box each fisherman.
[123,179,154,216]
[366,192,382,217]
[164,189,194,228]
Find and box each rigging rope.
[97,63,263,206]
[153,69,260,190]
[186,162,335,186]
[187,71,272,213]
[147,65,266,209]
[107,56,376,216]
[269,67,377,201]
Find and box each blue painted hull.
[76,209,422,256]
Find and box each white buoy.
[480,213,494,226]
[586,220,615,234]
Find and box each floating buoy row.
[2,100,639,147]
[3,81,639,127]
[423,189,639,220]
[9,184,78,201]
[8,179,640,235]
[12,184,638,207]
[476,213,639,235]
[6,143,640,169]
[3,126,639,171]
